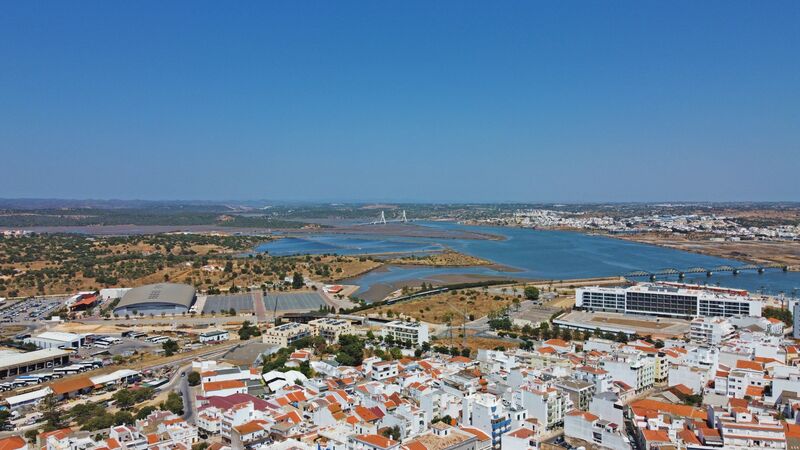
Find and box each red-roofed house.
[348,434,400,450]
[0,436,27,450]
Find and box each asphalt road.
[178,370,194,423]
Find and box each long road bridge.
[357,210,415,225]
[626,263,789,280]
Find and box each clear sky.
[1,2,798,203]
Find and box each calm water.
[255,235,443,256]
[256,222,800,297]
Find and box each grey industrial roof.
[0,348,72,371]
[115,283,196,311]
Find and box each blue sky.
[1,2,798,202]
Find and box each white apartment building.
[519,385,568,431]
[715,407,786,450]
[576,283,761,319]
[370,361,399,381]
[690,317,736,345]
[466,393,511,450]
[600,353,655,394]
[564,410,630,450]
[308,318,353,344]
[262,322,314,347]
[382,321,429,346]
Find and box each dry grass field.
[362,288,518,325]
[387,251,492,267]
[436,330,520,353]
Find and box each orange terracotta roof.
[355,405,380,422]
[746,385,764,397]
[728,398,748,408]
[203,380,245,392]
[39,427,73,442]
[0,436,26,450]
[735,360,764,371]
[508,428,535,438]
[631,399,706,420]
[354,434,398,449]
[678,429,701,444]
[459,426,490,442]
[51,376,94,395]
[785,423,800,439]
[403,441,428,450]
[544,339,569,347]
[235,419,268,435]
[671,384,693,396]
[448,356,472,364]
[642,429,671,442]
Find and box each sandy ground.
[362,289,518,325]
[616,233,800,268]
[557,310,690,338]
[435,330,520,353]
[386,251,494,267]
[352,272,520,302]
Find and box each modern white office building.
[576,283,761,319]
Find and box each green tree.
[381,425,402,441]
[136,405,158,420]
[40,393,66,431]
[113,411,134,425]
[187,371,201,386]
[524,286,540,301]
[335,335,364,366]
[164,391,184,415]
[292,272,304,289]
[162,339,179,356]
[238,321,260,340]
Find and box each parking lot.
[203,294,254,314]
[264,292,326,311]
[0,297,67,323]
[76,335,157,358]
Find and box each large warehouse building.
[114,283,196,316]
[0,348,72,378]
[24,331,86,349]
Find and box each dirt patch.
[593,317,674,329]
[436,331,520,354]
[361,288,519,325]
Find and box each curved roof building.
[114,283,196,315]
